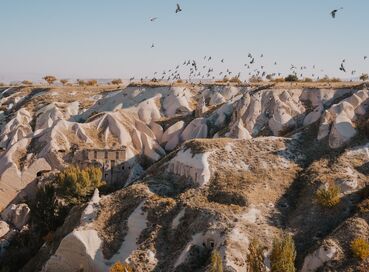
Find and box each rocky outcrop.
[1,203,30,229]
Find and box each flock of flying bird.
[132,4,367,83]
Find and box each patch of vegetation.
[272,77,285,83]
[270,233,296,272]
[109,261,133,272]
[43,75,57,85]
[22,80,33,86]
[77,79,86,86]
[351,238,369,261]
[359,73,368,81]
[209,250,223,272]
[86,79,98,86]
[249,75,264,83]
[247,239,267,272]
[284,74,299,82]
[317,75,341,83]
[32,166,104,234]
[229,76,242,84]
[111,79,123,85]
[315,183,341,208]
[57,165,104,201]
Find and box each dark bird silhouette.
[250,58,255,64]
[150,17,158,22]
[176,3,182,14]
[331,7,343,18]
[151,43,155,48]
[221,59,224,63]
[339,63,346,72]
[365,56,368,60]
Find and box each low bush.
[111,79,123,85]
[351,238,369,260]
[86,79,98,86]
[316,184,341,208]
[109,261,133,272]
[43,75,57,85]
[270,234,296,272]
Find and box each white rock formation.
[44,200,148,272]
[167,147,211,186]
[318,90,369,148]
[181,118,208,142]
[0,220,9,238]
[301,240,341,272]
[161,121,185,151]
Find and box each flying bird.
[365,56,368,60]
[151,43,155,48]
[150,17,158,22]
[176,3,182,13]
[339,63,346,72]
[331,7,343,18]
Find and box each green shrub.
[57,166,104,200]
[270,234,296,272]
[351,238,369,260]
[247,239,267,272]
[316,184,341,208]
[284,74,299,82]
[209,250,223,272]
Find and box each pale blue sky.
[0,0,368,82]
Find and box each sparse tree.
[111,79,123,85]
[60,79,69,86]
[43,75,57,85]
[284,74,299,82]
[360,73,368,81]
